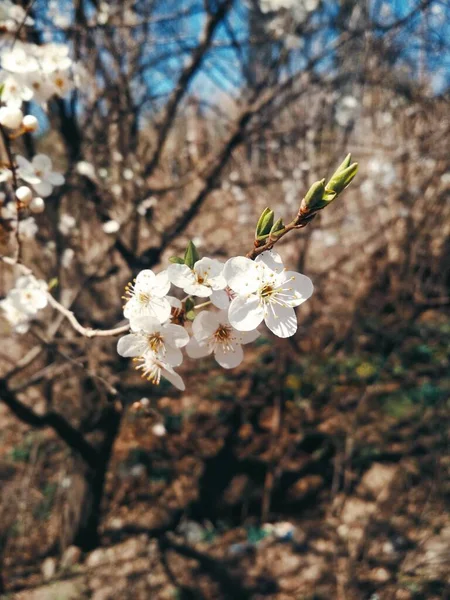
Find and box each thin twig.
[46,294,129,338]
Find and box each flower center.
[260,284,274,298]
[138,291,150,304]
[147,333,164,353]
[214,324,232,342]
[134,356,161,385]
[196,275,205,284]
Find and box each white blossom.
[8,274,48,316]
[186,310,259,369]
[16,154,65,197]
[167,257,226,298]
[117,315,189,367]
[123,269,171,324]
[0,297,30,334]
[133,352,185,391]
[223,250,313,338]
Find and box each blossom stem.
[194,300,212,310]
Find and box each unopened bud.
[29,196,45,213]
[22,114,39,132]
[270,217,285,238]
[301,179,326,212]
[0,106,23,130]
[255,207,274,240]
[15,185,33,205]
[326,162,358,196]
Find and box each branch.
[144,0,234,177]
[0,378,98,468]
[46,294,129,338]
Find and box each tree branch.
[0,378,98,468]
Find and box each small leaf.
[326,162,358,196]
[184,241,200,269]
[270,217,285,238]
[301,179,326,211]
[48,277,59,291]
[185,297,195,312]
[255,207,274,239]
[169,256,184,264]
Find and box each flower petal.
[134,269,156,292]
[117,333,147,357]
[47,171,65,186]
[223,256,260,295]
[167,264,194,289]
[163,323,190,348]
[235,328,260,345]
[162,365,185,391]
[281,272,314,306]
[184,282,211,298]
[33,154,52,171]
[228,295,264,331]
[33,180,53,197]
[129,315,160,334]
[186,337,211,359]
[264,303,297,338]
[214,342,244,369]
[210,289,230,309]
[152,270,171,297]
[255,250,284,273]
[149,296,171,323]
[192,310,219,341]
[164,345,183,367]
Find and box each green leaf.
[169,256,184,264]
[326,162,358,196]
[48,277,59,291]
[184,241,200,269]
[270,217,285,238]
[255,207,274,239]
[185,297,195,312]
[302,179,326,211]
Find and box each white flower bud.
[22,115,39,133]
[15,186,33,205]
[0,106,24,130]
[29,196,45,213]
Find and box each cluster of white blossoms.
[0,1,34,33]
[0,41,75,108]
[0,40,69,239]
[117,247,313,391]
[0,274,48,334]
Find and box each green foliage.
[255,207,275,240]
[184,241,200,269]
[169,256,184,264]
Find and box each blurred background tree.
[0,0,449,597]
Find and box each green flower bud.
[184,241,200,269]
[255,207,274,241]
